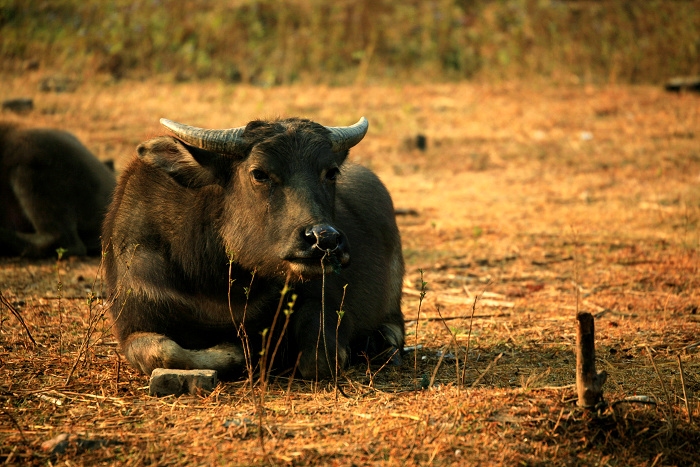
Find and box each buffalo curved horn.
[326,117,369,153]
[161,116,369,155]
[160,118,246,155]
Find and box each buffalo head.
[136,117,368,280]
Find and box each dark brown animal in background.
[103,117,405,379]
[0,124,116,257]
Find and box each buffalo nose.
[305,225,341,251]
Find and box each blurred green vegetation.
[1,0,698,85]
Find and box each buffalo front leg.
[122,332,245,377]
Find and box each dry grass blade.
[461,283,489,385]
[0,290,36,347]
[428,345,446,390]
[413,269,427,390]
[65,299,109,385]
[1,407,27,444]
[432,305,460,390]
[676,354,693,425]
[470,353,504,389]
[645,346,670,405]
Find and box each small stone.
[149,369,218,397]
[39,75,78,93]
[665,76,700,93]
[40,433,121,453]
[2,98,33,113]
[41,433,70,453]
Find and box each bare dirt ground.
[1,76,699,465]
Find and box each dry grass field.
[1,74,699,465]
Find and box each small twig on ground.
[269,293,294,386]
[284,353,302,407]
[434,305,460,390]
[115,351,121,388]
[461,282,489,385]
[1,407,26,444]
[646,346,670,404]
[230,257,256,398]
[646,345,676,430]
[428,345,447,389]
[361,349,401,395]
[0,291,36,347]
[65,253,112,386]
[465,296,478,357]
[55,248,66,359]
[684,341,700,351]
[414,269,427,391]
[316,251,331,382]
[469,352,503,389]
[261,276,291,391]
[65,298,110,386]
[334,284,347,402]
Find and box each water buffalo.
[0,123,116,257]
[103,117,405,379]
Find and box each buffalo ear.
[334,149,349,166]
[137,136,228,187]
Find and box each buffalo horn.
[326,117,369,153]
[160,116,369,155]
[160,118,246,155]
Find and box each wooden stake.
[576,312,607,408]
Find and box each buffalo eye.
[325,167,340,182]
[250,168,271,184]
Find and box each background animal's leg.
[0,227,69,257]
[9,166,87,257]
[122,332,245,376]
[0,228,32,256]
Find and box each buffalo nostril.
[305,225,341,251]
